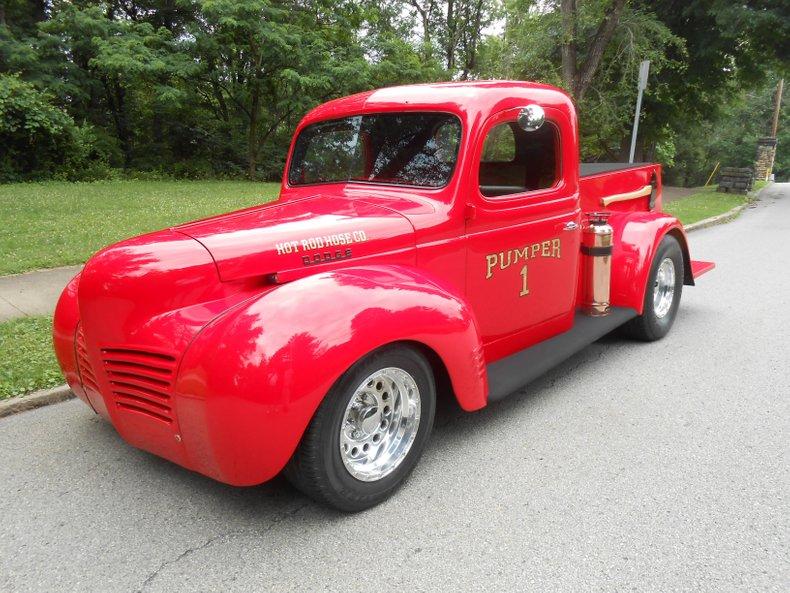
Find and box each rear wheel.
[622,235,684,341]
[285,345,436,512]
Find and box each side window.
[482,125,516,162]
[479,121,560,198]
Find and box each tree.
[191,0,371,178]
[663,74,788,185]
[0,0,783,183]
[398,0,495,78]
[560,0,626,101]
[480,0,683,160]
[634,0,788,180]
[0,73,106,181]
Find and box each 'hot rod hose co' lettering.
[276,230,367,255]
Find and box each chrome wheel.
[339,367,421,482]
[653,257,676,319]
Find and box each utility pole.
[754,79,784,181]
[628,60,650,164]
[770,79,784,137]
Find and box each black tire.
[621,235,684,341]
[284,344,436,512]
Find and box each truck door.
[465,105,581,359]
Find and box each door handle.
[563,221,579,231]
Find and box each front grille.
[101,347,178,424]
[75,325,100,392]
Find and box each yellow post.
[705,162,720,187]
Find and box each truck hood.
[175,194,416,282]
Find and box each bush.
[0,74,114,182]
[54,124,120,182]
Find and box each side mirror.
[517,105,545,132]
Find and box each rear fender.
[609,212,692,314]
[174,265,486,485]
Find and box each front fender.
[53,272,88,406]
[609,211,692,313]
[174,265,486,486]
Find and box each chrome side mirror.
[517,105,545,131]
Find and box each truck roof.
[299,81,575,128]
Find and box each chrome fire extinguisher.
[581,212,613,316]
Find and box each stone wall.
[754,137,777,181]
[718,167,754,194]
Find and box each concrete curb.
[684,183,770,233]
[685,203,749,232]
[0,263,83,281]
[0,385,74,419]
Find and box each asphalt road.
[2,184,788,593]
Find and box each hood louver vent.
[75,325,99,393]
[101,347,177,424]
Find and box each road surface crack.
[135,502,308,592]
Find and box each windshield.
[288,112,462,188]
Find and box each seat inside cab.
[479,122,559,197]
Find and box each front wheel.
[285,345,436,512]
[621,235,684,341]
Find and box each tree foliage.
[0,0,786,183]
[0,0,444,181]
[0,73,110,180]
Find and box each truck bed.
[580,162,650,177]
[579,162,660,213]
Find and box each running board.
[486,307,638,402]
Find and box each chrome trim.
[339,367,421,482]
[653,257,676,318]
[581,215,613,317]
[517,104,545,131]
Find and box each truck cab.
[54,81,714,511]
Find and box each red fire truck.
[54,82,714,511]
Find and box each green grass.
[0,316,62,399]
[0,178,772,275]
[663,185,750,225]
[0,180,280,275]
[0,179,772,399]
